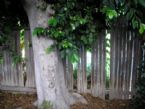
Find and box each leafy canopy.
[34,0,145,63]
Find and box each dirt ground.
[0,91,37,109]
[0,91,130,109]
[71,94,130,109]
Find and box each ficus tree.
[0,0,145,109]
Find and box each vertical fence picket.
[4,51,8,85]
[68,61,73,91]
[100,30,106,99]
[81,46,87,93]
[126,31,132,99]
[123,30,128,99]
[91,44,94,92]
[63,59,67,87]
[95,32,102,97]
[0,30,36,92]
[130,33,136,96]
[115,28,119,99]
[120,28,126,99]
[91,41,97,96]
[77,46,87,93]
[110,27,116,99]
[0,28,142,96]
[118,28,123,99]
[16,31,24,87]
[77,50,82,93]
[24,30,35,87]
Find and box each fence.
[0,31,35,92]
[0,27,142,99]
[64,27,141,100]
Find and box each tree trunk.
[22,1,86,109]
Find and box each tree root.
[70,92,88,105]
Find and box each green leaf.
[71,23,76,30]
[101,6,117,20]
[132,18,139,29]
[45,45,55,54]
[69,53,79,63]
[126,9,135,20]
[61,40,73,49]
[12,54,23,65]
[79,18,87,24]
[48,17,58,27]
[33,27,45,36]
[138,0,145,8]
[0,55,3,64]
[108,10,117,19]
[53,30,64,38]
[81,36,88,44]
[139,23,145,34]
[40,100,53,109]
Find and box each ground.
[0,91,36,109]
[0,91,130,109]
[71,94,130,109]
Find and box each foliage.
[101,6,117,20]
[12,54,23,65]
[0,0,28,64]
[0,2,26,65]
[20,29,25,49]
[0,54,3,64]
[33,27,47,36]
[33,0,145,63]
[131,44,145,109]
[0,28,24,65]
[34,0,100,62]
[46,1,99,62]
[40,100,53,109]
[139,23,145,34]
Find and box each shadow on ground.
[0,91,130,109]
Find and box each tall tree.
[0,0,86,108]
[21,0,145,108]
[21,0,86,109]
